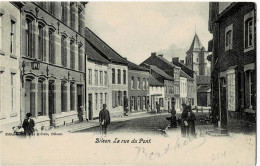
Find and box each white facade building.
[0,2,21,132]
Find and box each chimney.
[151,52,156,56]
[172,57,179,63]
[180,60,184,64]
[158,54,163,57]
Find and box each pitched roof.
[86,41,109,64]
[127,60,150,72]
[180,70,194,81]
[197,85,211,93]
[172,59,195,78]
[187,33,204,52]
[85,27,127,64]
[150,65,174,81]
[149,75,164,86]
[197,75,211,85]
[155,55,179,68]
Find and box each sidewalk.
[46,111,169,133]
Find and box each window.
[37,80,45,116]
[61,2,66,23]
[26,19,33,58]
[104,93,107,105]
[70,41,75,69]
[78,46,83,71]
[10,20,15,54]
[146,79,149,90]
[94,70,98,86]
[245,69,256,109]
[61,81,67,112]
[50,2,55,15]
[61,35,67,67]
[104,71,107,86]
[100,71,103,86]
[137,77,140,89]
[11,73,15,112]
[88,69,92,85]
[225,24,233,51]
[131,77,134,89]
[123,70,126,84]
[49,29,55,63]
[38,25,44,60]
[117,69,121,84]
[100,93,103,109]
[112,68,115,84]
[227,71,236,111]
[244,10,254,52]
[118,91,121,106]
[0,14,2,50]
[143,78,146,90]
[95,93,98,110]
[70,83,75,111]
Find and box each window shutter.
[251,70,256,109]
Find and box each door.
[25,80,31,117]
[88,94,93,120]
[49,80,55,126]
[220,78,227,129]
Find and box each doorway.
[88,94,93,120]
[220,77,227,129]
[49,80,55,126]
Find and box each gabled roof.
[180,70,194,81]
[86,41,109,64]
[150,65,174,81]
[197,85,211,93]
[187,33,204,52]
[155,55,179,68]
[197,75,211,85]
[127,60,150,72]
[85,27,127,65]
[149,75,164,86]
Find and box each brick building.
[149,75,165,113]
[85,27,128,116]
[127,61,150,112]
[0,2,23,132]
[20,2,86,129]
[208,2,256,129]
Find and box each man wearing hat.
[22,113,35,136]
[99,104,110,135]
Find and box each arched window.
[37,78,46,116]
[61,35,67,67]
[38,24,44,60]
[49,29,55,64]
[25,18,33,57]
[70,40,75,69]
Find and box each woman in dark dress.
[22,113,35,136]
[181,103,188,137]
[187,105,196,137]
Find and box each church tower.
[185,33,209,76]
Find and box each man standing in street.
[99,104,110,135]
[170,98,177,128]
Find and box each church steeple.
[187,32,204,52]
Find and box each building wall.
[149,86,165,112]
[128,70,149,111]
[20,2,86,129]
[164,80,175,111]
[86,60,108,119]
[209,2,256,127]
[180,77,187,106]
[108,63,128,115]
[187,80,196,106]
[0,2,21,131]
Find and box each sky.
[85,2,212,65]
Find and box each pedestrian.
[180,103,189,137]
[156,102,160,113]
[99,104,110,135]
[187,105,196,137]
[22,113,35,137]
[78,106,84,122]
[170,98,177,128]
[123,96,128,116]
